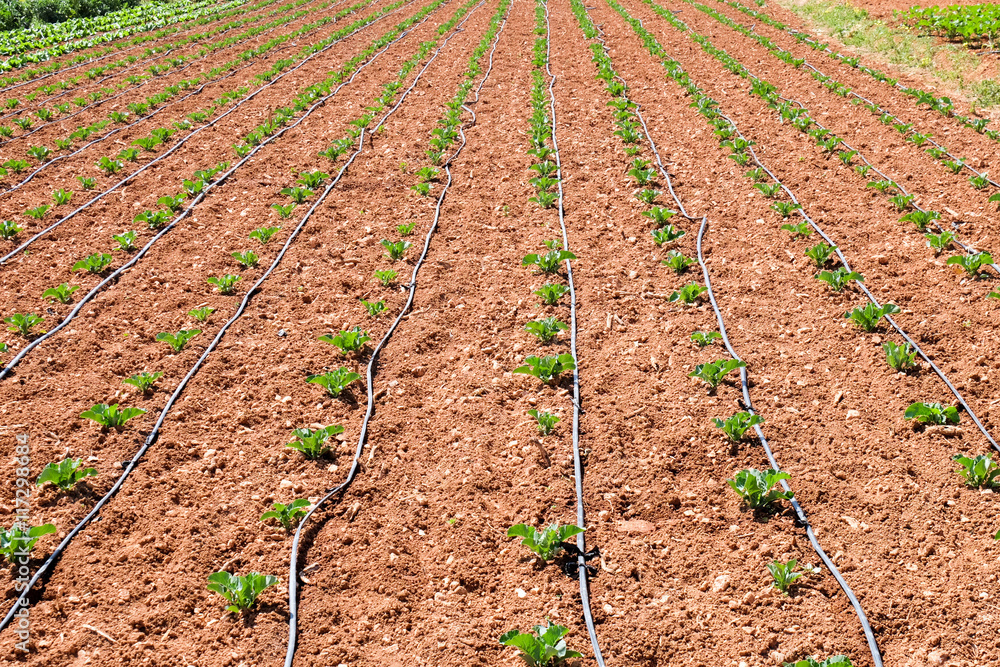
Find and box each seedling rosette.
[287,424,343,459]
[123,371,163,393]
[691,331,721,347]
[514,354,576,383]
[507,523,585,561]
[37,458,96,491]
[767,558,818,595]
[689,359,745,390]
[534,283,569,306]
[815,268,861,292]
[952,454,999,489]
[157,329,200,353]
[80,403,146,428]
[904,401,959,425]
[844,303,899,332]
[499,623,581,667]
[319,327,370,354]
[669,283,707,305]
[882,341,916,372]
[728,468,793,509]
[307,367,361,397]
[207,571,278,613]
[523,249,576,274]
[713,411,763,442]
[0,524,56,563]
[5,313,44,336]
[946,251,993,278]
[525,317,567,343]
[528,409,560,436]
[261,499,311,531]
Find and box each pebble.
[846,409,860,419]
[279,479,293,489]
[203,449,217,460]
[515,588,526,598]
[603,604,613,614]
[712,574,731,593]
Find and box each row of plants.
[900,3,1000,47]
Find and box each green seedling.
[189,306,215,322]
[250,226,281,244]
[815,268,862,292]
[882,341,917,372]
[24,205,50,220]
[411,182,432,197]
[37,458,96,491]
[669,283,708,305]
[866,179,896,194]
[499,623,581,667]
[528,409,560,436]
[691,331,721,347]
[118,147,140,162]
[361,299,386,318]
[52,189,73,205]
[296,170,329,188]
[157,194,186,212]
[207,572,278,613]
[990,192,1000,211]
[767,559,818,595]
[5,312,44,336]
[713,411,763,442]
[771,201,802,218]
[0,220,22,240]
[319,327,370,354]
[397,221,416,236]
[506,523,584,561]
[523,249,576,274]
[888,194,914,212]
[641,207,676,226]
[513,354,576,383]
[754,183,781,198]
[374,269,398,286]
[97,156,123,174]
[745,167,767,182]
[925,231,955,255]
[272,203,296,219]
[27,145,51,162]
[42,283,79,304]
[804,242,837,268]
[529,191,558,208]
[306,367,361,397]
[135,209,171,229]
[900,210,940,231]
[651,224,685,246]
[156,329,200,353]
[635,189,660,205]
[943,159,965,174]
[232,251,259,269]
[627,165,655,186]
[76,176,97,190]
[123,371,163,393]
[4,159,29,174]
[689,359,746,390]
[261,499,311,531]
[207,274,240,295]
[534,283,569,306]
[952,454,999,488]
[844,303,899,332]
[837,150,857,166]
[783,656,853,667]
[990,291,1000,301]
[947,252,993,277]
[80,403,146,428]
[525,317,568,343]
[966,173,988,190]
[728,468,794,509]
[854,165,871,178]
[381,239,411,261]
[182,179,204,196]
[287,424,343,459]
[905,402,959,425]
[0,524,56,563]
[662,250,695,274]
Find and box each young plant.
[691,330,721,347]
[135,210,171,229]
[79,403,146,428]
[381,239,411,261]
[844,303,900,332]
[189,306,215,322]
[528,409,560,436]
[206,572,278,614]
[689,359,746,390]
[260,499,311,531]
[52,189,73,205]
[76,176,97,190]
[306,367,361,397]
[287,424,343,459]
[651,224,685,246]
[900,210,940,231]
[157,194,186,212]
[361,299,386,318]
[374,269,398,286]
[662,250,695,274]
[506,523,584,560]
[123,371,163,393]
[271,203,296,219]
[815,267,862,292]
[905,402,960,425]
[804,242,837,268]
[727,468,794,509]
[888,193,914,212]
[946,251,993,277]
[713,411,763,442]
[635,189,660,205]
[641,207,676,226]
[513,354,576,383]
[24,205,50,220]
[207,274,240,295]
[36,458,97,491]
[118,147,140,162]
[783,657,853,667]
[925,231,955,255]
[969,173,990,190]
[319,327,371,354]
[767,559,818,595]
[232,251,259,269]
[669,283,708,305]
[42,283,79,304]
[951,454,1000,488]
[534,283,569,306]
[523,249,576,274]
[837,150,857,166]
[97,156,123,175]
[4,313,44,336]
[0,524,56,563]
[0,220,22,240]
[499,623,581,667]
[280,186,313,204]
[295,170,328,188]
[397,221,416,236]
[27,145,51,163]
[525,317,568,343]
[156,329,201,353]
[250,226,281,244]
[867,179,897,194]
[771,201,802,218]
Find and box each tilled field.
[0,0,997,665]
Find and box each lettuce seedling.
[72,252,112,274]
[889,194,914,211]
[42,283,79,304]
[287,424,343,458]
[250,226,281,244]
[900,210,939,231]
[815,267,861,292]
[905,402,959,425]
[27,145,51,162]
[187,306,215,323]
[728,468,793,509]
[990,291,1000,301]
[779,223,812,240]
[525,317,567,343]
[669,283,708,305]
[651,224,685,246]
[689,359,745,390]
[119,147,140,162]
[123,371,163,393]
[662,250,695,274]
[691,331,721,347]
[952,454,999,488]
[97,156,123,174]
[361,299,385,318]
[528,409,560,436]
[529,190,558,208]
[507,523,584,560]
[232,251,259,269]
[947,251,993,277]
[969,173,990,190]
[113,230,137,251]
[411,182,432,197]
[771,201,802,218]
[261,499,311,531]
[784,657,853,667]
[37,458,96,491]
[4,159,29,173]
[804,242,837,268]
[754,183,781,198]
[52,189,73,206]
[295,170,329,188]
[925,231,955,255]
[24,205,50,220]
[157,194,186,212]
[866,179,897,194]
[4,313,44,336]
[990,192,1000,211]
[837,150,856,166]
[381,239,411,261]
[499,623,581,667]
[135,209,171,229]
[319,327,370,354]
[745,167,766,182]
[157,329,200,352]
[374,269,398,286]
[514,354,576,383]
[844,303,899,332]
[713,411,763,442]
[882,341,916,372]
[523,249,576,274]
[80,403,146,428]
[207,571,278,613]
[280,187,313,204]
[767,559,818,595]
[534,283,569,306]
[307,367,361,397]
[271,203,296,219]
[182,179,204,196]
[0,524,56,563]
[635,189,660,205]
[641,207,676,226]
[207,275,240,295]
[397,222,416,236]
[0,220,22,240]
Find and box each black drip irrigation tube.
[0,0,382,202]
[0,0,450,635]
[284,4,496,664]
[590,13,880,666]
[543,4,606,665]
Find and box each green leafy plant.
[42,283,79,304]
[111,230,136,251]
[727,468,794,509]
[397,221,416,236]
[207,571,278,613]
[837,150,856,166]
[188,306,215,322]
[882,341,917,372]
[754,182,781,198]
[713,411,763,442]
[815,267,862,292]
[4,313,44,336]
[287,424,343,459]
[946,251,993,277]
[97,156,123,175]
[804,242,837,268]
[280,186,313,204]
[969,173,990,190]
[905,402,960,425]
[523,249,575,274]
[669,282,707,305]
[888,194,914,212]
[307,367,361,397]
[260,499,311,531]
[157,194,186,212]
[506,523,584,561]
[951,454,999,488]
[0,524,56,563]
[528,409,560,436]
[80,403,146,428]
[374,269,398,286]
[3,159,29,173]
[534,283,569,306]
[36,458,96,491]
[272,203,296,219]
[661,250,695,274]
[319,327,370,354]
[689,359,746,390]
[295,170,329,189]
[925,231,955,255]
[0,220,22,240]
[361,299,385,318]
[783,657,852,667]
[844,303,899,332]
[767,559,818,595]
[867,179,897,194]
[691,330,721,347]
[156,329,200,353]
[513,354,576,383]
[26,145,51,163]
[232,251,259,269]
[207,274,240,295]
[499,623,581,667]
[52,189,73,205]
[771,201,802,218]
[123,371,163,393]
[651,224,685,246]
[250,226,281,244]
[135,209,171,229]
[641,207,676,227]
[118,147,140,162]
[634,188,660,205]
[525,317,568,343]
[381,239,411,261]
[900,210,940,231]
[24,205,50,220]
